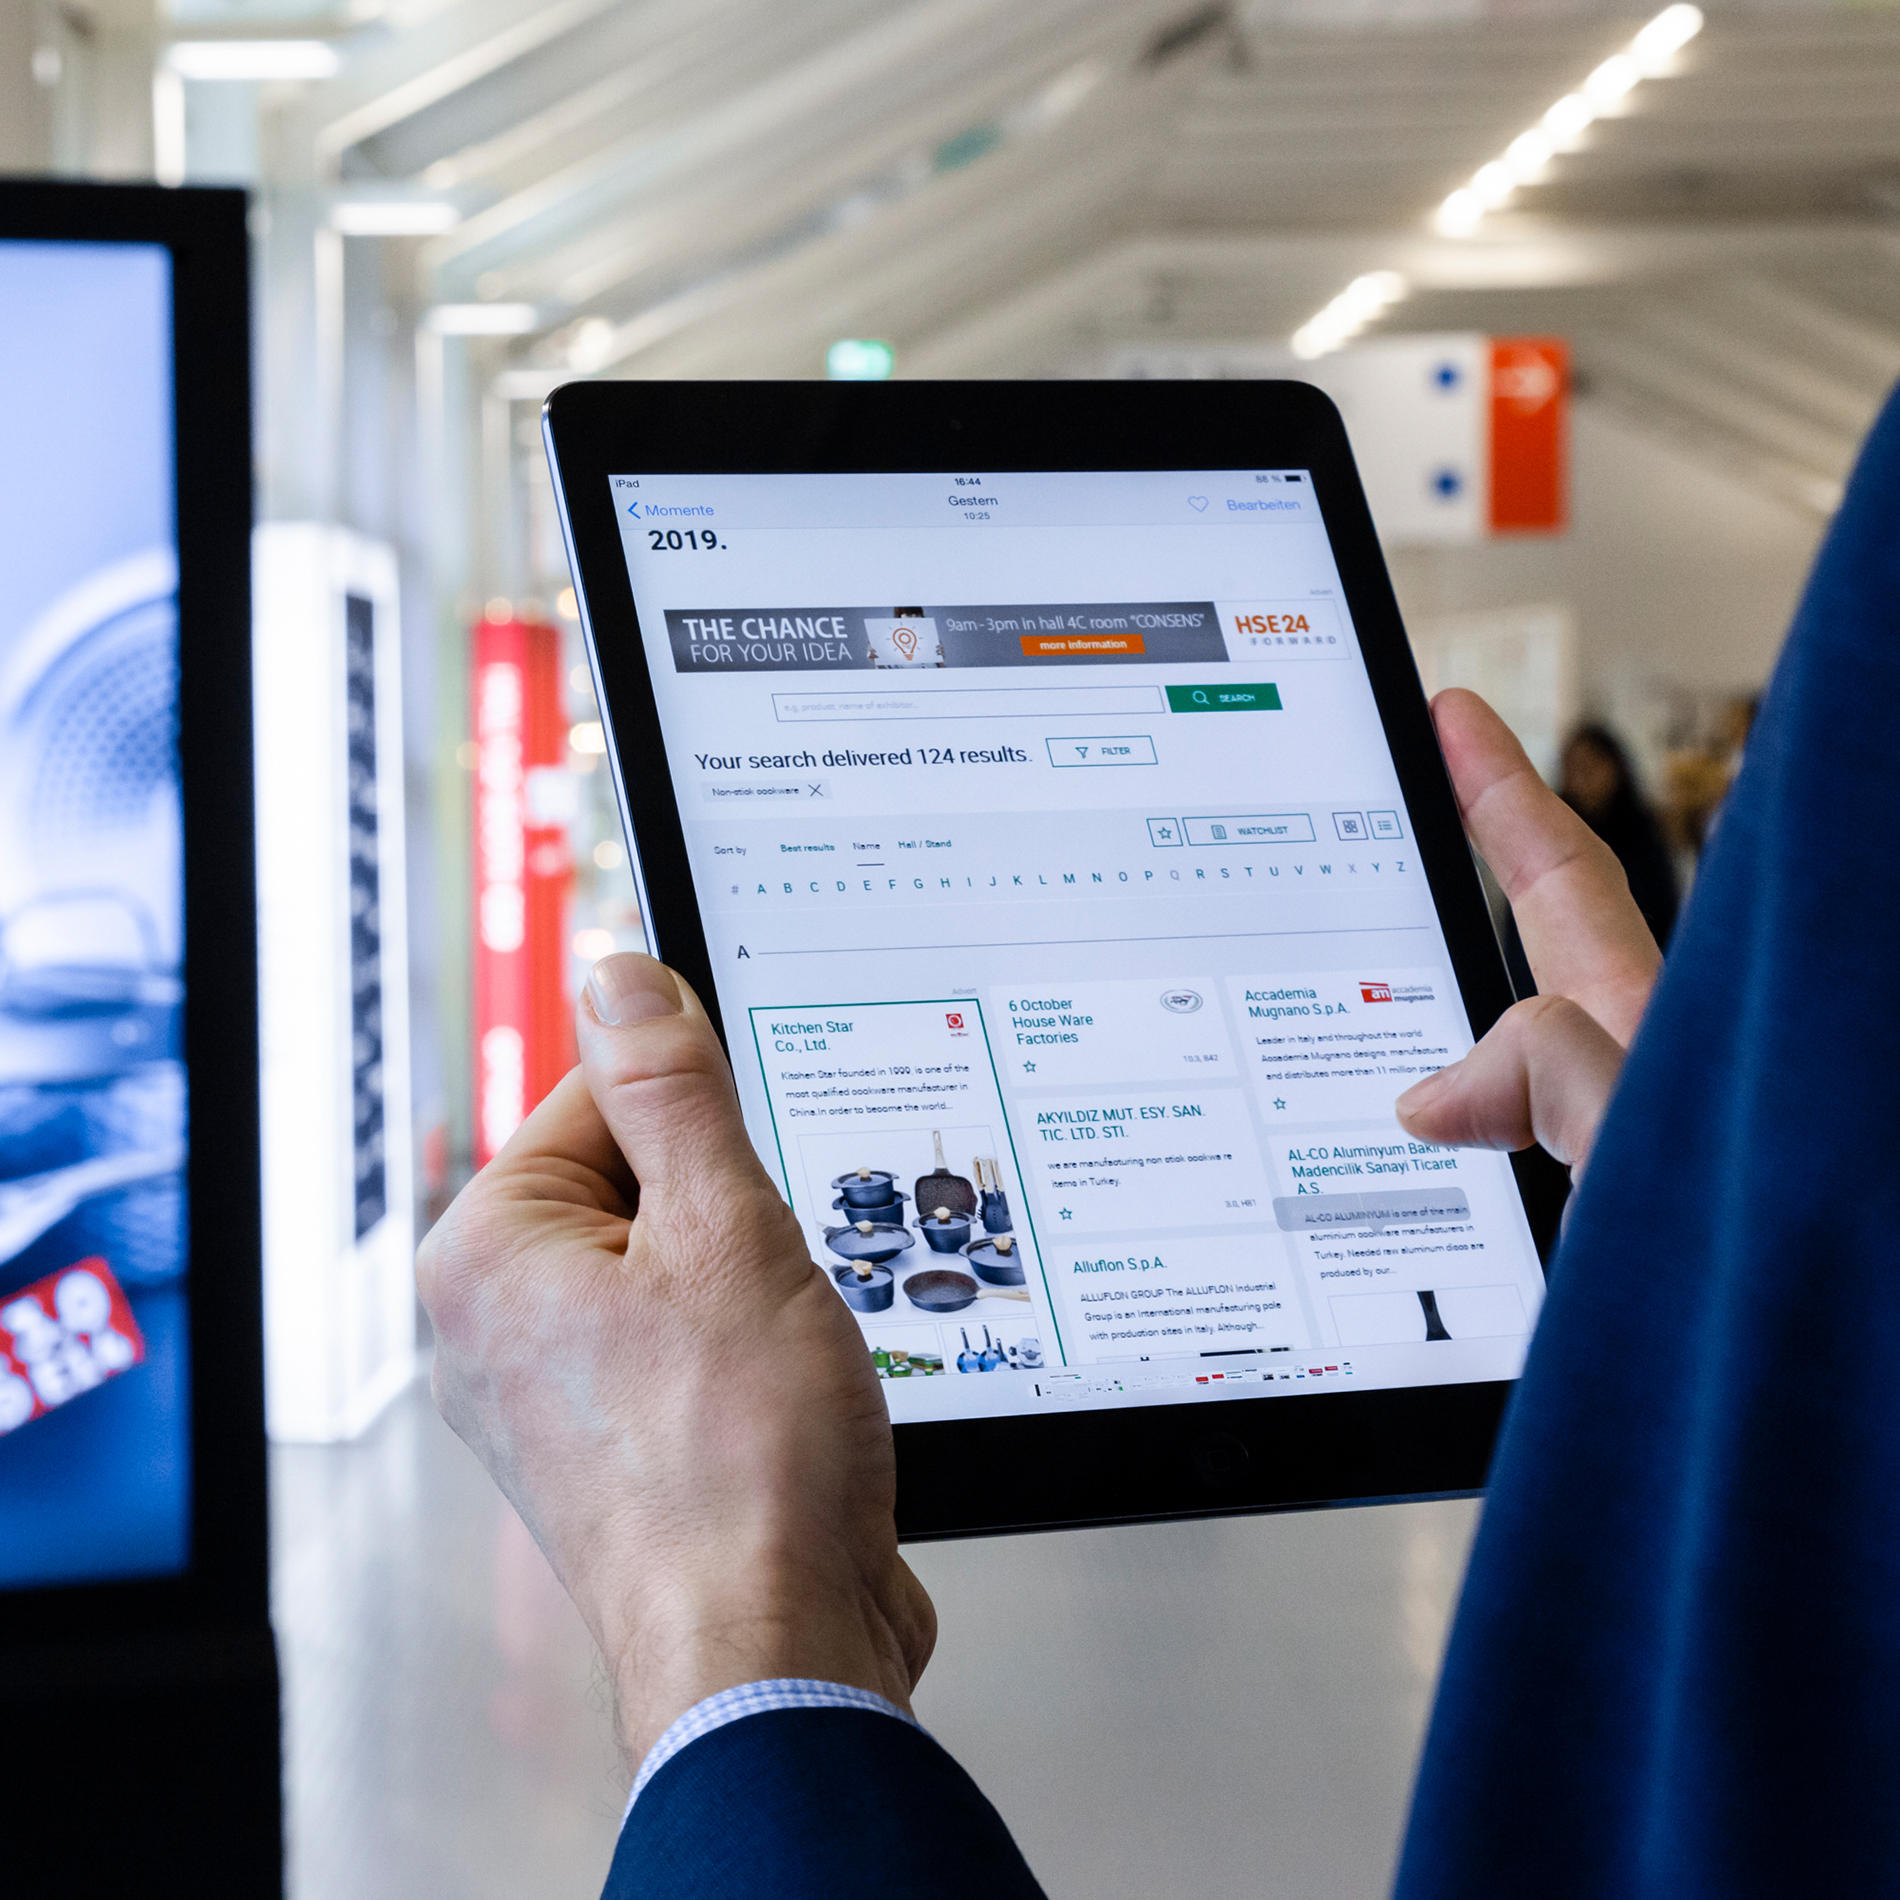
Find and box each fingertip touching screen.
[605,468,1544,1425]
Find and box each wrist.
[603,1568,918,1767]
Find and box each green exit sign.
[826,338,895,381]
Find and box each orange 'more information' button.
[1020,632,1147,658]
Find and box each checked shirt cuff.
[624,1679,919,1818]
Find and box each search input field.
[773,684,1167,722]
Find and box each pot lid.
[823,1221,915,1262]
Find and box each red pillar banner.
[472,617,576,1168]
[1488,337,1569,535]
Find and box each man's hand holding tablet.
[418,952,936,1767]
[1398,689,1660,1179]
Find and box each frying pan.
[914,1130,976,1220]
[916,1206,973,1253]
[824,1220,915,1266]
[903,1266,1030,1315]
[833,1261,894,1313]
[964,1234,1025,1286]
[832,1168,901,1209]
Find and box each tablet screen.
[603,467,1543,1423]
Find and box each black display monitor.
[0,178,279,1890]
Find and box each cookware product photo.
[832,1167,902,1210]
[832,1261,894,1313]
[964,1234,1025,1286]
[916,1206,973,1253]
[831,1187,908,1225]
[956,1327,980,1373]
[903,1266,1031,1316]
[974,1156,1012,1234]
[978,1326,1005,1372]
[823,1219,915,1267]
[913,1131,976,1220]
[873,1345,943,1378]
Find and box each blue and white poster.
[0,240,191,1588]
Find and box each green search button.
[1166,682,1282,713]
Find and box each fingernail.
[1396,1066,1452,1117]
[585,954,682,1027]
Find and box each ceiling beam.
[307,0,628,170]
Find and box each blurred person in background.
[1559,722,1679,948]
[1663,692,1760,864]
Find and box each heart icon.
[1187,495,1209,512]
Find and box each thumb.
[1395,994,1625,1176]
[575,953,774,1212]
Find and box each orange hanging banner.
[1488,337,1569,535]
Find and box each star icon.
[1023,1060,1037,1074]
[1059,1207,1074,1221]
[1273,1097,1287,1111]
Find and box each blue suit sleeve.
[601,1707,1048,1899]
[1395,385,1900,1898]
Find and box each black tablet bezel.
[544,379,1568,1541]
[0,181,269,1632]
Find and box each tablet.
[544,381,1566,1539]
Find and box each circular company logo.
[1160,988,1203,1014]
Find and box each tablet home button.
[1191,1431,1251,1489]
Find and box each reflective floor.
[272,1377,1478,1900]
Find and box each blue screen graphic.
[0,240,191,1587]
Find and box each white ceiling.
[265,0,1900,512]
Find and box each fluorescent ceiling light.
[1471,160,1517,209]
[1306,2,1701,358]
[1632,4,1704,71]
[1291,273,1408,360]
[566,317,618,372]
[333,201,460,237]
[426,303,538,335]
[1341,270,1406,317]
[1543,94,1596,143]
[1505,130,1554,181]
[1584,53,1641,106]
[1433,4,1701,241]
[166,40,339,81]
[1435,188,1485,237]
